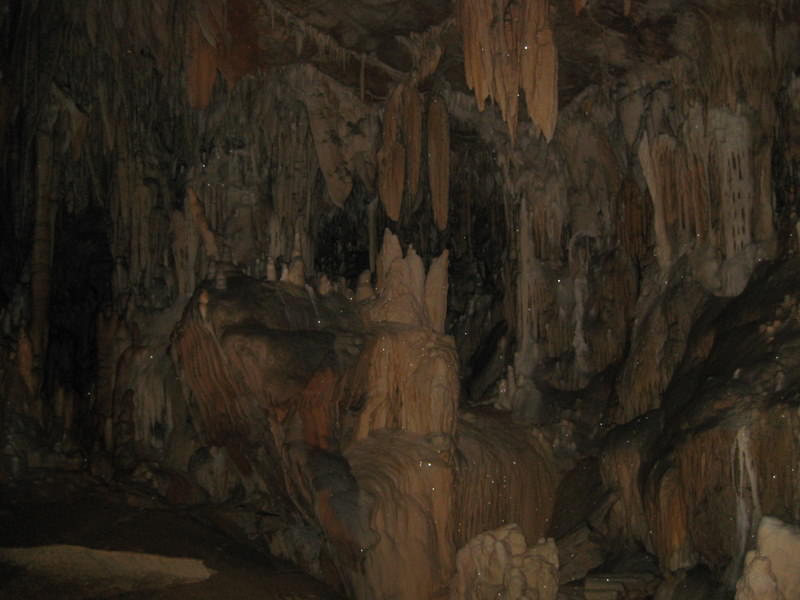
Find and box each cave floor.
[0,472,343,600]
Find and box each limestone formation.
[450,523,559,600]
[736,517,800,600]
[2,1,800,599]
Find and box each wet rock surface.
[1,0,799,598]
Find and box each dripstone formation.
[1,1,799,598]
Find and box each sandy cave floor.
[0,473,345,600]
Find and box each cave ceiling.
[188,0,677,106]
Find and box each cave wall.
[450,2,800,424]
[1,0,800,598]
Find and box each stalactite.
[378,85,406,221]
[403,86,423,200]
[377,138,405,222]
[186,18,219,110]
[524,18,558,142]
[458,0,558,141]
[378,82,441,222]
[639,132,681,269]
[260,0,405,97]
[302,67,355,208]
[637,102,769,298]
[266,93,317,268]
[428,96,450,231]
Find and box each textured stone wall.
[2,1,800,598]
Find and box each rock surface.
[735,517,800,600]
[450,524,559,600]
[1,0,800,598]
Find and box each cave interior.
[1,0,800,598]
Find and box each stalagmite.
[355,270,374,302]
[375,229,403,296]
[450,524,558,600]
[428,96,450,230]
[348,328,459,441]
[345,432,456,600]
[425,250,449,334]
[317,274,332,296]
[287,231,306,286]
[736,517,800,600]
[366,230,452,329]
[198,289,209,321]
[265,257,277,281]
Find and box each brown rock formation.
[1,1,799,598]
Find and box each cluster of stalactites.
[378,84,450,230]
[457,0,557,143]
